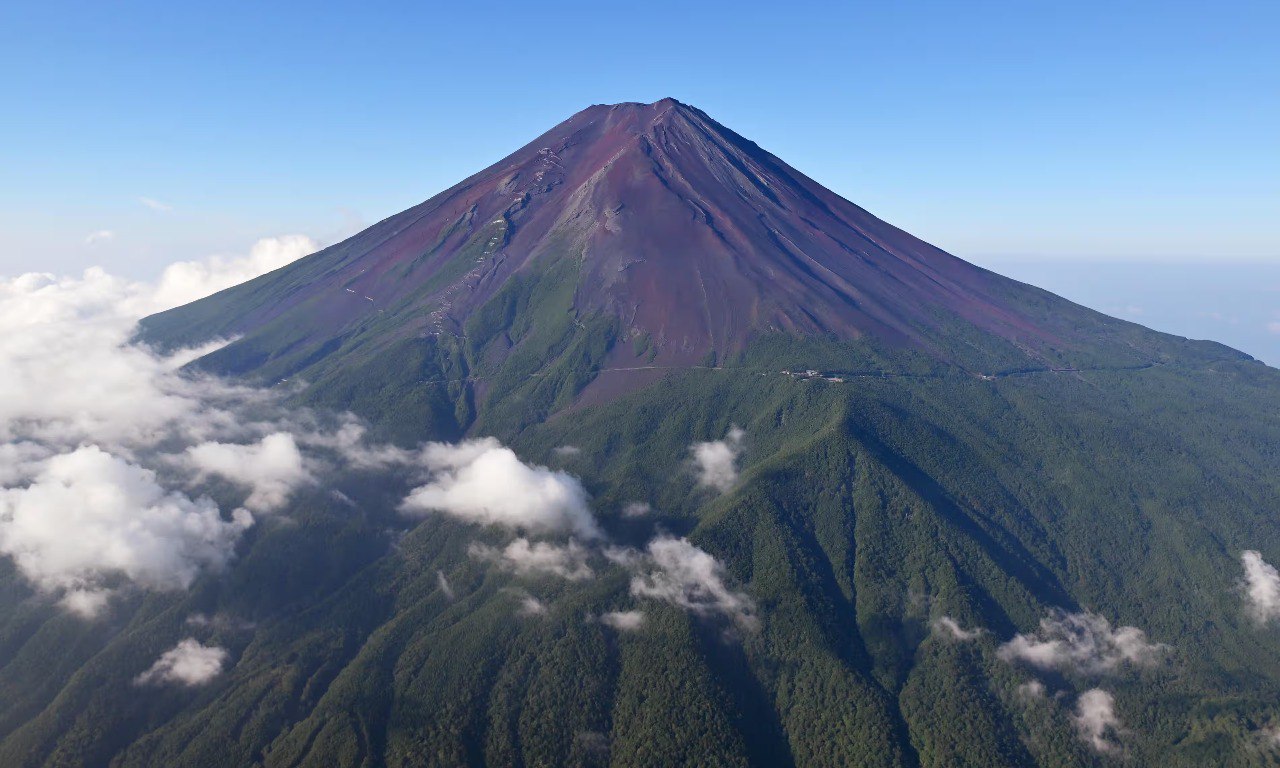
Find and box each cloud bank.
[135,638,229,686]
[997,610,1165,676]
[690,426,745,492]
[0,268,239,449]
[1,236,613,621]
[401,438,602,539]
[0,447,252,615]
[150,235,316,310]
[0,237,313,614]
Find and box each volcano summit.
[143,99,1227,417]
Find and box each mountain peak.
[587,96,686,114]
[551,97,702,150]
[144,100,1191,407]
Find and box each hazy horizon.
[974,258,1280,367]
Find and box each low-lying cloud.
[185,432,312,513]
[997,610,1165,676]
[1241,550,1280,624]
[1073,688,1124,754]
[515,592,548,617]
[690,426,745,492]
[401,438,602,539]
[0,446,252,616]
[150,235,316,310]
[621,501,652,518]
[629,535,758,631]
[469,538,594,581]
[0,238,312,615]
[1,237,616,621]
[0,268,240,449]
[436,570,456,601]
[599,609,645,631]
[135,638,229,686]
[932,616,984,641]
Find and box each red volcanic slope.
[329,100,1034,359]
[151,99,1153,373]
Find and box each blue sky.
[1,1,1278,355]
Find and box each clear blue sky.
[1,0,1276,280]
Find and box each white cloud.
[1242,550,1280,624]
[299,419,418,471]
[84,230,114,245]
[0,248,588,619]
[932,616,984,641]
[1016,679,1046,702]
[400,438,602,539]
[1073,688,1124,754]
[603,544,644,568]
[516,593,547,617]
[993,609,1167,675]
[0,235,313,454]
[436,570,455,601]
[0,447,252,614]
[600,610,645,631]
[691,426,745,492]
[0,252,302,451]
[185,432,311,512]
[1,234,603,622]
[135,638,228,686]
[630,535,757,631]
[552,445,581,458]
[0,237,322,615]
[139,197,172,212]
[997,610,1165,676]
[469,537,594,580]
[151,234,315,309]
[185,612,255,631]
[59,588,112,619]
[621,501,651,518]
[1267,321,1280,336]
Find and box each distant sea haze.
[978,259,1280,367]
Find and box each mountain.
[139,99,1237,437]
[5,100,1280,767]
[145,98,1081,358]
